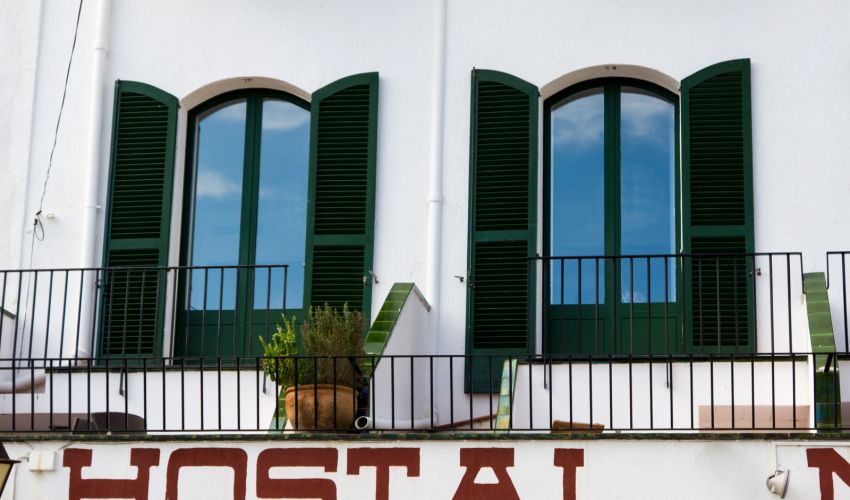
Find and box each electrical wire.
[18,0,86,369]
[37,0,86,217]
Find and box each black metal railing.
[0,264,289,363]
[533,253,804,355]
[0,353,829,433]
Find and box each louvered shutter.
[466,70,538,391]
[682,60,754,352]
[303,73,378,318]
[99,81,178,357]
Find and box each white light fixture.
[766,469,789,498]
[0,443,20,495]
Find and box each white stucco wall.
[0,0,43,271]
[4,0,850,360]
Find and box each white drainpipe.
[75,0,112,359]
[425,0,448,421]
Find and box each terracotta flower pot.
[284,384,357,430]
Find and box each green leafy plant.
[260,303,366,388]
[259,314,299,387]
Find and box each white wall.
[0,0,43,271]
[5,0,850,359]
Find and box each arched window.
[178,90,310,356]
[465,62,753,377]
[545,80,677,354]
[98,74,380,358]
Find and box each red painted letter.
[554,449,584,500]
[452,448,519,500]
[256,448,338,499]
[346,448,420,500]
[165,448,248,500]
[808,448,850,500]
[63,448,160,500]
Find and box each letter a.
[452,448,519,500]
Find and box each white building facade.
[2,0,850,498]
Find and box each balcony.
[0,254,843,434]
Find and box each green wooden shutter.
[303,73,379,318]
[466,70,538,391]
[99,81,178,357]
[682,59,754,352]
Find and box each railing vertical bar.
[840,253,850,352]
[629,257,634,353]
[731,354,735,430]
[201,268,208,354]
[137,270,147,357]
[595,258,600,353]
[697,257,703,351]
[199,357,205,430]
[44,270,54,361]
[578,258,583,353]
[75,270,85,360]
[689,354,694,429]
[709,354,714,429]
[431,356,435,430]
[28,271,39,361]
[588,354,593,429]
[647,257,652,352]
[184,268,193,356]
[143,358,148,431]
[235,356,240,430]
[449,357,454,427]
[232,268,240,356]
[568,354,573,429]
[769,254,775,354]
[628,353,635,429]
[560,259,565,351]
[787,254,793,353]
[217,268,224,357]
[649,354,654,429]
[715,255,721,352]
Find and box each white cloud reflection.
[196,169,241,199]
[552,94,603,148]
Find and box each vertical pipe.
[77,0,113,359]
[426,0,447,422]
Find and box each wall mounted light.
[766,469,789,498]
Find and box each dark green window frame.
[175,89,310,357]
[542,78,681,355]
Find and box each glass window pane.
[550,89,605,305]
[254,99,310,308]
[190,100,247,310]
[619,88,675,303]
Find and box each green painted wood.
[494,359,519,432]
[682,59,755,352]
[361,283,416,377]
[175,89,309,357]
[304,73,379,320]
[543,79,679,356]
[803,272,841,430]
[99,81,178,358]
[466,69,538,393]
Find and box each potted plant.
[260,303,366,430]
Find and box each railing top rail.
[0,263,291,274]
[531,252,803,261]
